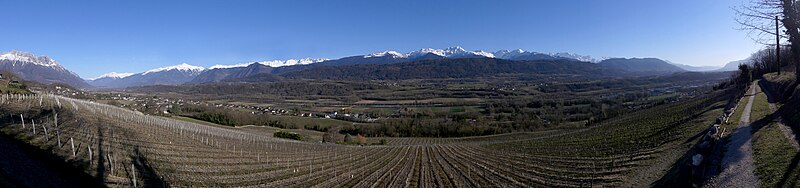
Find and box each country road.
[706,82,760,187]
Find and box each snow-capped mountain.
[258,58,328,67]
[203,46,597,73]
[143,63,205,75]
[0,50,89,88]
[0,50,63,68]
[190,63,276,83]
[209,58,328,70]
[88,72,134,80]
[188,46,601,84]
[406,46,496,59]
[552,52,599,63]
[88,63,206,88]
[95,46,606,86]
[359,46,597,63]
[492,49,600,63]
[85,72,135,88]
[364,51,407,58]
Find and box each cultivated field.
[0,91,727,187]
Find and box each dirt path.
[707,82,760,187]
[758,81,800,149]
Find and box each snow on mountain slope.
[210,58,328,70]
[553,52,599,63]
[360,47,594,62]
[89,72,135,80]
[209,63,253,70]
[208,47,596,72]
[364,51,407,58]
[494,49,543,59]
[90,63,207,88]
[143,63,205,75]
[0,50,61,67]
[0,50,89,88]
[258,58,328,67]
[406,46,495,59]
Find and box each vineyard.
[0,91,728,187]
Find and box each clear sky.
[1,0,762,78]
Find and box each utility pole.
[777,16,782,75]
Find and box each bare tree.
[322,125,340,143]
[736,0,800,79]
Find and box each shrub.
[192,113,237,126]
[357,134,366,145]
[273,131,303,141]
[344,134,354,143]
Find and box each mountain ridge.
[1,49,695,88]
[0,50,89,88]
[598,58,686,73]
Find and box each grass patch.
[751,82,800,186]
[764,72,796,83]
[722,86,752,132]
[446,83,488,90]
[171,116,224,126]
[751,84,772,120]
[647,93,679,101]
[0,79,32,94]
[752,122,800,187]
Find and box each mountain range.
[87,63,205,88]
[0,47,725,89]
[95,46,612,86]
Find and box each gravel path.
[706,83,760,187]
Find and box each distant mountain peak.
[406,46,496,59]
[0,50,88,88]
[0,50,61,67]
[143,63,205,75]
[553,52,598,63]
[88,72,134,80]
[364,51,406,58]
[259,58,328,67]
[444,46,466,52]
[209,62,254,70]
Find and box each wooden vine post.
[70,137,76,157]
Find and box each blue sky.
[2,0,761,78]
